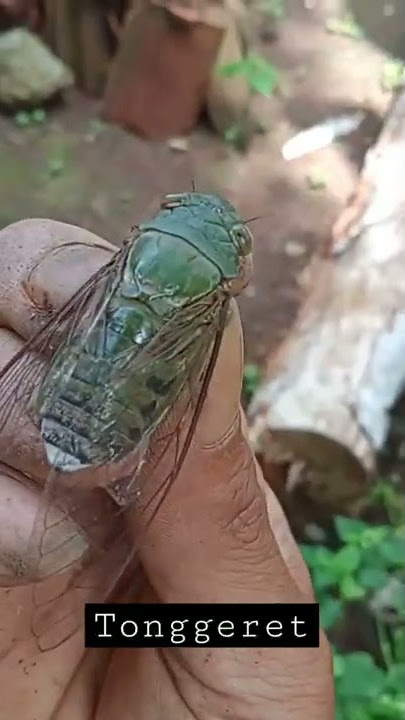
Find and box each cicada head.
[160,192,253,296]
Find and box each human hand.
[0,219,333,720]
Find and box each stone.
[0,28,74,107]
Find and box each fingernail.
[196,300,244,448]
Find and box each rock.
[0,28,74,107]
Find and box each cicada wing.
[27,296,229,652]
[0,248,138,656]
[0,247,126,473]
[0,244,131,574]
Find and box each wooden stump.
[102,2,226,139]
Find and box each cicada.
[0,192,252,651]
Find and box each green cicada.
[0,192,252,649]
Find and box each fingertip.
[0,219,114,338]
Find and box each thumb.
[135,301,297,604]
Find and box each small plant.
[301,507,405,720]
[47,152,66,178]
[371,477,405,526]
[14,108,46,128]
[219,53,279,96]
[255,0,285,20]
[333,647,405,720]
[382,59,405,93]
[302,516,404,628]
[325,12,364,40]
[224,123,250,152]
[242,363,262,405]
[306,167,327,191]
[88,117,108,135]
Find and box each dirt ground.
[0,0,403,367]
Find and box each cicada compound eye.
[231,224,253,256]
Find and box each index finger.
[0,219,115,340]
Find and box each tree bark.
[43,0,111,96]
[248,88,405,511]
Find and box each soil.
[1,0,402,367]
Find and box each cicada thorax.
[37,209,232,473]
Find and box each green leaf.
[246,55,278,95]
[333,652,345,678]
[257,0,285,20]
[360,525,389,549]
[334,516,368,543]
[339,574,365,600]
[334,707,345,720]
[218,60,246,78]
[47,156,65,177]
[88,118,107,134]
[371,694,405,720]
[382,59,405,92]
[358,566,389,590]
[393,628,405,662]
[306,167,327,191]
[332,544,361,575]
[325,13,364,39]
[219,54,279,96]
[14,111,31,128]
[31,108,46,124]
[385,663,405,693]
[320,597,343,629]
[312,567,338,591]
[378,537,405,568]
[242,364,261,402]
[301,544,334,568]
[336,652,386,699]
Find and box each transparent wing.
[0,246,126,462]
[27,299,229,651]
[0,244,229,651]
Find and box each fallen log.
[248,88,405,512]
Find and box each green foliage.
[334,650,405,720]
[301,494,405,720]
[46,151,67,178]
[14,107,46,128]
[255,0,285,20]
[371,479,405,526]
[88,117,108,135]
[382,59,405,93]
[219,53,279,96]
[325,13,364,40]
[306,167,327,191]
[224,124,250,152]
[242,363,262,404]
